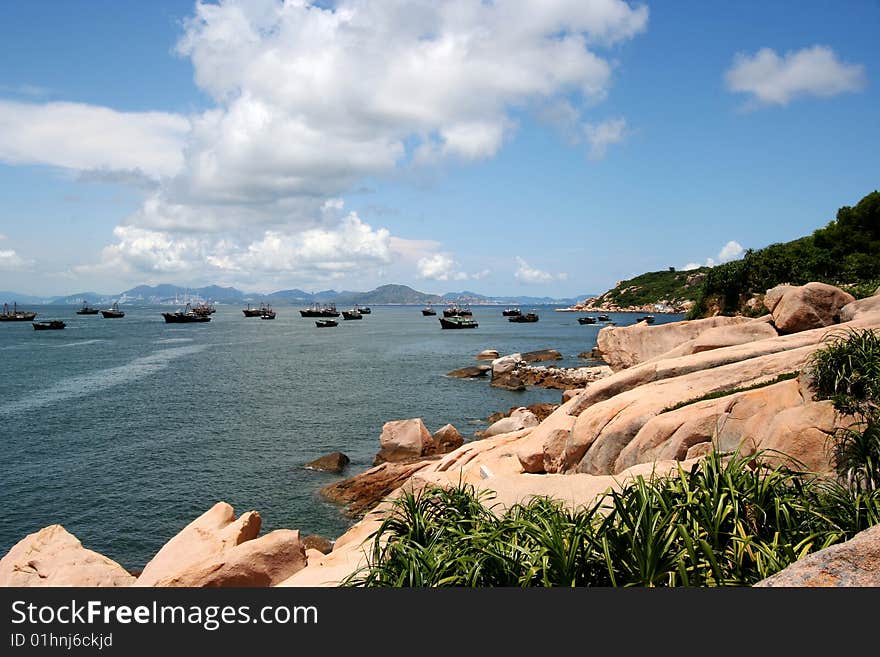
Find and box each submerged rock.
[446,365,491,378]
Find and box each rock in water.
[0,525,134,587]
[446,365,491,378]
[305,452,350,473]
[373,418,436,465]
[433,423,464,453]
[475,349,500,360]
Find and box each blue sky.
[0,0,877,298]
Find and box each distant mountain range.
[1,284,593,307]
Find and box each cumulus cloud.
[0,100,189,179]
[584,117,628,159]
[725,45,866,107]
[13,1,650,285]
[514,256,567,284]
[682,240,744,270]
[0,248,31,271]
[416,252,488,281]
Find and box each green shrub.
[344,451,870,588]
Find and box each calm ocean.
[0,303,683,570]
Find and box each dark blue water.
[0,304,683,569]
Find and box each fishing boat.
[342,309,363,320]
[439,316,478,329]
[509,312,539,323]
[300,302,340,318]
[502,307,521,317]
[162,303,211,323]
[33,319,65,330]
[191,301,216,316]
[637,315,655,324]
[242,303,263,317]
[597,314,611,322]
[260,310,276,320]
[443,303,462,317]
[577,316,597,325]
[356,305,371,314]
[0,302,37,321]
[76,301,99,315]
[101,302,125,318]
[315,319,338,327]
[421,304,437,316]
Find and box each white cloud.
[0,100,189,179]
[0,248,31,271]
[12,1,650,285]
[717,240,744,262]
[514,256,567,284]
[417,253,479,281]
[682,240,744,270]
[725,45,866,107]
[584,117,628,159]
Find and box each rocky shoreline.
[3,282,880,587]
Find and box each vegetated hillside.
[688,190,880,318]
[585,267,711,312]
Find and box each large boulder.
[596,316,751,370]
[305,452,350,473]
[151,530,307,587]
[520,349,563,363]
[767,282,855,334]
[755,524,880,587]
[373,418,436,464]
[481,408,539,438]
[135,502,261,586]
[839,289,880,322]
[642,320,779,362]
[0,525,134,587]
[433,424,464,453]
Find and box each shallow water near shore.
[0,304,683,569]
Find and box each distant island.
[0,283,595,309]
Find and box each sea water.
[0,304,683,569]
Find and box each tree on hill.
[688,190,880,317]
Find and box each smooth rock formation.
[767,282,855,334]
[839,291,880,322]
[520,349,563,363]
[475,349,500,361]
[433,423,464,453]
[373,418,436,465]
[755,524,880,587]
[0,525,134,587]
[305,452,350,473]
[446,365,491,378]
[302,534,334,554]
[136,502,261,586]
[152,530,307,587]
[480,408,539,438]
[320,459,436,517]
[642,320,779,363]
[596,316,751,370]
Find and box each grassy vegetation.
[808,328,880,492]
[658,372,800,414]
[591,268,710,310]
[342,452,880,587]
